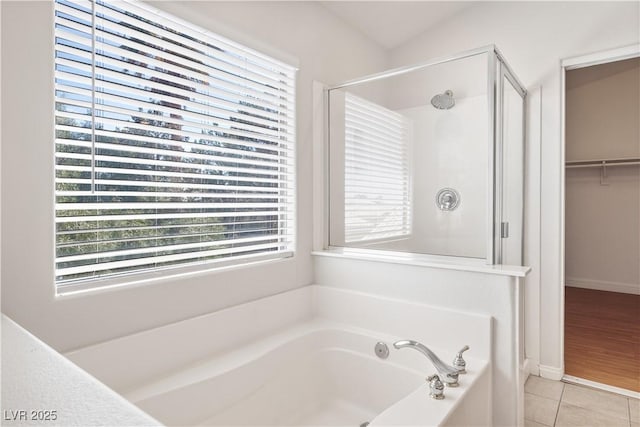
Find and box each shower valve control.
[436,188,460,211]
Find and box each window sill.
[312,248,531,278]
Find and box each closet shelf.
[565,157,640,169]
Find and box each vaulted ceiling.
[320,2,475,49]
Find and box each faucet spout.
[394,340,462,386]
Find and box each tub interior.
[199,348,423,426]
[132,328,426,426]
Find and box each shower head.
[431,90,455,110]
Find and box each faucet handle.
[427,374,445,400]
[453,345,470,374]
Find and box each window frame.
[53,0,297,294]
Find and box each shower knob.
[436,188,460,211]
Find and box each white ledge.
[312,248,531,278]
[1,315,160,427]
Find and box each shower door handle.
[501,222,509,238]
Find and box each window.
[343,93,411,243]
[54,0,296,289]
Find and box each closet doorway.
[563,49,640,394]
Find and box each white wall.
[565,167,640,294]
[389,52,489,259]
[388,1,640,377]
[0,1,388,352]
[401,96,488,258]
[566,58,640,161]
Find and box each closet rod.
[565,157,640,169]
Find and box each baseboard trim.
[566,277,640,295]
[563,375,640,399]
[539,364,563,380]
[526,358,540,376]
[522,358,532,383]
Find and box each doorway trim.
[559,43,640,386]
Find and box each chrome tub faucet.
[393,340,467,387]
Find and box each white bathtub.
[66,286,492,426]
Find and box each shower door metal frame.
[326,45,526,266]
[327,44,496,91]
[491,51,527,265]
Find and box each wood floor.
[564,286,640,392]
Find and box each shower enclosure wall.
[326,45,526,265]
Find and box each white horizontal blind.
[344,93,411,243]
[54,0,296,287]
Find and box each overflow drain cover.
[374,342,389,359]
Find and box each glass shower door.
[498,66,525,265]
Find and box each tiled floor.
[525,376,640,427]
